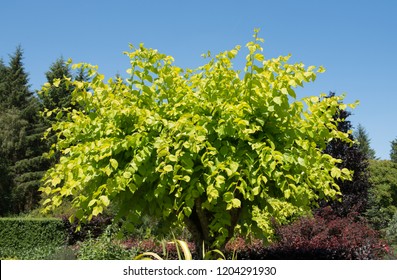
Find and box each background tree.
[40,32,356,251]
[322,97,372,217]
[0,47,49,214]
[39,57,88,120]
[40,57,74,112]
[0,59,8,102]
[0,59,11,214]
[353,124,376,160]
[390,138,397,163]
[365,160,397,231]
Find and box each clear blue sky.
[1,0,396,159]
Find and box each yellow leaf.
[51,177,61,186]
[164,165,173,172]
[99,195,110,207]
[53,78,61,87]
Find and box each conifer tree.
[0,59,8,103]
[41,57,73,112]
[0,47,49,214]
[322,93,371,217]
[4,46,32,111]
[354,124,377,160]
[390,138,397,163]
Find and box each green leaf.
[88,199,97,207]
[251,186,260,196]
[223,192,234,202]
[110,159,118,169]
[215,175,225,186]
[274,96,282,105]
[196,135,206,142]
[254,53,264,61]
[53,78,61,87]
[207,185,219,202]
[284,189,291,199]
[169,154,178,162]
[92,206,103,216]
[51,177,61,186]
[183,207,192,216]
[99,195,110,207]
[164,165,173,172]
[331,167,341,178]
[123,171,132,179]
[231,198,241,208]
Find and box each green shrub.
[76,226,137,260]
[0,217,67,259]
[366,160,397,230]
[386,211,397,245]
[47,246,77,260]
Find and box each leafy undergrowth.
[122,207,392,260]
[257,207,392,260]
[8,208,393,260]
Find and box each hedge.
[0,217,67,259]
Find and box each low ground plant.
[76,225,138,260]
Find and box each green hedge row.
[0,218,67,259]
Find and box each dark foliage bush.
[322,98,371,217]
[262,207,388,259]
[62,215,112,245]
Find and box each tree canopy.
[40,31,356,249]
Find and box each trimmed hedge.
[0,217,67,259]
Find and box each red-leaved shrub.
[264,207,389,259]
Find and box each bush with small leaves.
[76,226,137,260]
[266,207,388,259]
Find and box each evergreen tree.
[0,47,49,214]
[321,93,371,217]
[75,66,89,82]
[41,57,73,112]
[3,46,32,111]
[390,138,397,163]
[0,59,8,102]
[354,124,377,160]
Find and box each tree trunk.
[184,196,243,259]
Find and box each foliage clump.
[76,225,137,260]
[40,31,356,249]
[62,215,113,245]
[366,160,397,231]
[321,101,372,217]
[237,207,388,260]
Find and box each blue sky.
[1,0,396,159]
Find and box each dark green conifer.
[41,57,73,112]
[390,138,397,163]
[0,47,49,214]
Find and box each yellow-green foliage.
[40,30,356,249]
